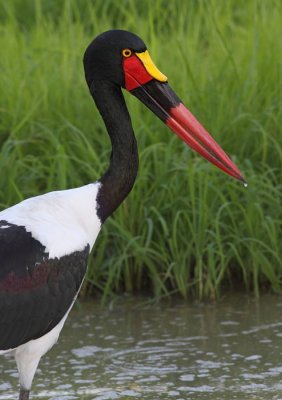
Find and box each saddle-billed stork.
[0,30,245,399]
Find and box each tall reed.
[0,0,281,298]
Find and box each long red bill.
[129,80,245,183]
[166,103,245,182]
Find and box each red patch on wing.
[0,263,57,293]
[123,55,153,91]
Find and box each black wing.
[0,221,89,350]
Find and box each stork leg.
[19,388,30,400]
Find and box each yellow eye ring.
[122,48,132,58]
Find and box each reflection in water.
[1,295,282,399]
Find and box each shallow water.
[1,295,282,399]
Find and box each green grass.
[0,0,281,299]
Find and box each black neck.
[90,81,139,222]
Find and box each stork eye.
[122,49,132,58]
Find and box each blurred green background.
[0,0,281,299]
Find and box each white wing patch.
[0,183,102,258]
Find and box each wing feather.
[0,221,89,350]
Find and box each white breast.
[0,183,102,258]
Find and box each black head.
[83,30,146,89]
[83,30,245,184]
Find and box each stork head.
[84,30,245,183]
